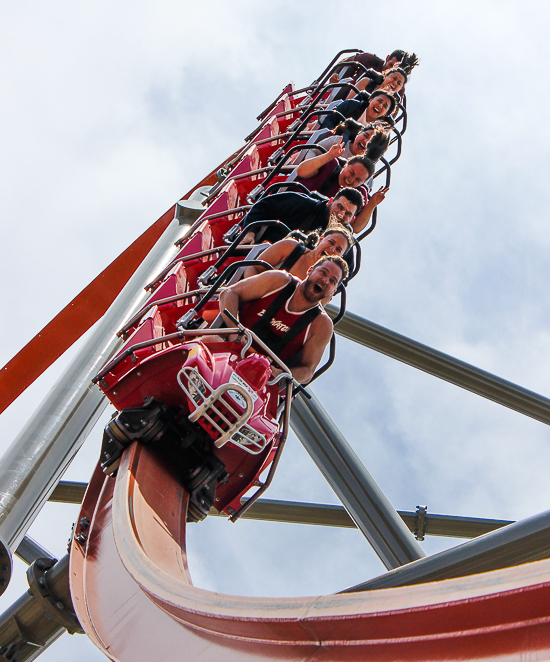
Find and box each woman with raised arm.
[302,120,389,162]
[295,141,375,198]
[294,132,389,232]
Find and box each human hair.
[364,130,390,162]
[384,66,408,84]
[389,49,406,62]
[347,155,375,178]
[312,255,349,284]
[286,229,321,250]
[401,53,419,75]
[322,225,354,254]
[369,90,399,116]
[333,118,364,140]
[334,186,364,210]
[304,230,321,250]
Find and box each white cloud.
[2,1,550,658]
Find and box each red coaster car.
[94,320,295,523]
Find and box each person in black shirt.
[320,90,398,131]
[240,187,363,245]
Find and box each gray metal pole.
[344,507,550,592]
[290,391,425,570]
[0,199,204,593]
[326,306,550,426]
[0,555,81,661]
[210,498,513,539]
[15,536,56,566]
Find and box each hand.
[241,231,256,245]
[270,365,285,380]
[329,73,340,84]
[328,138,345,159]
[226,332,248,346]
[370,186,389,207]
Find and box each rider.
[242,225,353,295]
[219,256,348,384]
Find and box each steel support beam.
[0,200,204,593]
[326,306,550,426]
[0,555,81,662]
[290,391,425,569]
[48,481,87,505]
[14,537,56,566]
[48,480,513,540]
[211,498,513,539]
[345,507,550,591]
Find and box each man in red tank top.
[219,256,348,384]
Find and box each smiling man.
[219,256,348,383]
[240,187,363,245]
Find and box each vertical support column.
[290,391,425,570]
[0,200,204,593]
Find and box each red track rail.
[70,443,550,661]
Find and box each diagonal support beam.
[14,537,56,566]
[0,204,205,596]
[290,391,425,570]
[326,306,550,426]
[344,507,550,591]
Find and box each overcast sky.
[2,1,550,659]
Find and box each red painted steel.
[0,171,218,417]
[70,443,550,661]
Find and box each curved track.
[70,443,550,661]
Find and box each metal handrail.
[310,49,364,90]
[229,379,294,522]
[255,143,328,196]
[144,246,250,292]
[308,285,347,384]
[387,125,403,165]
[304,82,362,122]
[214,131,314,183]
[394,100,407,136]
[211,221,291,273]
[256,87,313,122]
[372,156,391,188]
[203,165,294,207]
[272,109,347,165]
[117,287,207,339]
[310,333,336,384]
[357,206,377,242]
[260,181,314,198]
[175,206,251,241]
[186,259,276,320]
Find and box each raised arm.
[351,186,388,233]
[290,313,333,383]
[219,270,290,328]
[301,135,339,162]
[296,140,344,179]
[242,239,297,279]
